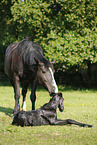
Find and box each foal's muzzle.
[59,106,64,112]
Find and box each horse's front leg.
[12,74,20,114]
[22,81,29,111]
[30,79,37,110]
[54,119,93,127]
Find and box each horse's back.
[4,43,19,76]
[5,43,18,55]
[4,38,47,78]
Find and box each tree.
[0,0,97,86]
[10,0,96,66]
[0,0,17,71]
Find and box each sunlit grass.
[0,82,97,145]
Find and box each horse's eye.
[42,71,46,73]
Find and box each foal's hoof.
[87,125,93,128]
[83,124,93,128]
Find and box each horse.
[5,38,58,114]
[12,92,93,127]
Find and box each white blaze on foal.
[49,67,58,93]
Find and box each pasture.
[0,81,97,145]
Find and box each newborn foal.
[12,93,93,127]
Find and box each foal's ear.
[58,92,62,97]
[50,92,56,97]
[51,92,62,97]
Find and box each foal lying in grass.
[12,93,93,127]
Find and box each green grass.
[0,82,97,145]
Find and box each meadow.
[0,81,97,145]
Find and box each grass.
[0,81,97,145]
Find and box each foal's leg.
[55,119,93,127]
[30,79,37,110]
[22,81,29,111]
[11,74,20,114]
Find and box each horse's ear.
[34,59,44,66]
[37,60,44,66]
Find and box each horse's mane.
[18,38,43,53]
[5,43,19,55]
[17,38,51,67]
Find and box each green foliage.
[0,0,97,84]
[0,0,16,70]
[42,28,97,69]
[11,0,50,40]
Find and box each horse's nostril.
[53,87,55,91]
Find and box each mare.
[5,38,58,114]
[12,93,93,127]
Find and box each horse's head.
[37,60,58,95]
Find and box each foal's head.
[52,92,64,112]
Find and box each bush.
[0,0,97,86]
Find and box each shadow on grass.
[0,80,97,93]
[0,81,79,92]
[0,80,11,86]
[0,106,13,117]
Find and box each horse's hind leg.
[11,74,20,114]
[21,81,29,111]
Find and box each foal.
[12,93,93,127]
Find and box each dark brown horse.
[5,38,58,114]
